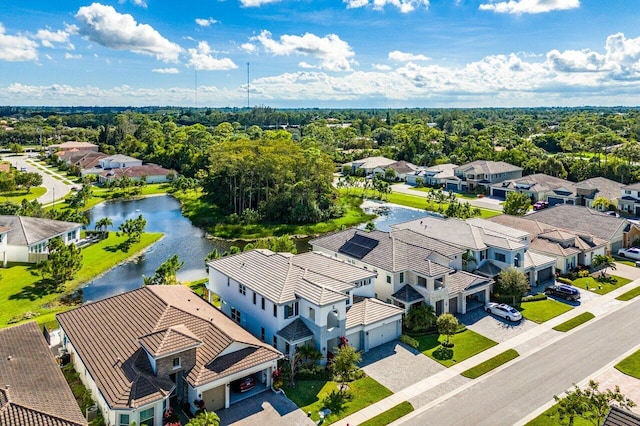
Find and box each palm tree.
[94,217,113,233]
[592,254,616,278]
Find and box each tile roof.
[345,298,403,329]
[99,164,173,179]
[455,160,522,175]
[0,216,81,246]
[311,228,461,274]
[276,319,314,343]
[57,286,280,410]
[391,284,424,303]
[52,141,97,149]
[474,261,503,278]
[523,251,557,269]
[345,156,396,170]
[526,205,627,242]
[0,321,87,426]
[138,325,203,358]
[487,215,555,237]
[421,163,457,179]
[622,182,640,191]
[529,238,581,257]
[207,250,373,304]
[446,271,492,296]
[491,173,574,194]
[574,177,624,201]
[602,406,640,426]
[385,160,419,174]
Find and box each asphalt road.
[7,154,72,204]
[401,298,640,426]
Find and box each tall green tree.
[117,214,146,247]
[94,217,113,233]
[496,267,529,306]
[143,254,184,285]
[553,380,635,426]
[502,192,532,216]
[36,238,83,286]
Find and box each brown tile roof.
[57,286,281,410]
[0,321,87,426]
[99,164,174,179]
[345,298,403,329]
[138,325,203,358]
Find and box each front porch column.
[224,383,230,409]
[460,294,467,315]
[485,288,490,304]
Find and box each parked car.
[544,284,581,301]
[617,247,640,260]
[532,201,549,211]
[485,302,522,322]
[231,376,256,393]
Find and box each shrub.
[455,324,468,334]
[399,334,419,349]
[577,269,591,278]
[521,293,548,302]
[556,277,574,285]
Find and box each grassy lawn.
[616,286,640,301]
[526,403,593,426]
[0,186,46,203]
[519,299,573,323]
[573,275,632,295]
[461,349,519,379]
[0,232,162,328]
[415,329,498,367]
[409,187,480,200]
[360,401,414,426]
[612,255,636,267]
[284,376,392,424]
[552,312,595,332]
[615,348,640,379]
[48,183,172,213]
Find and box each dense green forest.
[3,106,640,225]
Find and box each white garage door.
[368,322,399,350]
[346,332,362,351]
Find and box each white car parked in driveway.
[485,302,522,322]
[617,247,640,260]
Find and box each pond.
[81,195,229,302]
[359,200,435,232]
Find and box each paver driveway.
[217,390,314,426]
[360,341,445,392]
[458,308,537,343]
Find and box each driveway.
[217,390,314,426]
[458,309,538,343]
[8,154,73,205]
[613,262,640,281]
[360,341,445,392]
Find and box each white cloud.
[240,0,280,6]
[479,0,579,15]
[75,3,182,62]
[36,28,75,50]
[299,61,316,69]
[546,49,604,72]
[388,50,430,62]
[152,67,180,73]
[372,63,392,71]
[195,18,218,27]
[118,0,147,7]
[241,43,257,53]
[345,0,430,13]
[0,23,38,62]
[187,41,238,70]
[251,30,355,71]
[65,52,82,59]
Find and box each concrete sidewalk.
[335,278,640,426]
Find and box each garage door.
[538,266,553,283]
[491,189,507,199]
[446,183,458,192]
[448,297,459,314]
[346,331,362,351]
[202,385,225,412]
[367,322,399,350]
[547,197,565,207]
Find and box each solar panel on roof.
[350,233,379,249]
[338,233,379,259]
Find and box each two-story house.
[406,163,458,187]
[311,228,494,315]
[58,286,282,426]
[207,250,403,362]
[446,160,523,193]
[619,182,640,216]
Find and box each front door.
[435,299,444,315]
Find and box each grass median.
[360,401,414,426]
[615,348,640,379]
[616,286,640,301]
[552,312,595,332]
[461,349,519,379]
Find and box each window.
[273,336,278,348]
[514,253,521,268]
[308,307,315,321]
[273,304,278,318]
[139,407,154,426]
[253,292,257,304]
[284,302,299,319]
[260,327,265,341]
[399,272,404,283]
[386,275,391,284]
[285,342,290,354]
[231,307,241,323]
[172,357,181,369]
[494,253,506,262]
[261,297,266,310]
[238,284,246,295]
[227,276,230,287]
[119,414,130,426]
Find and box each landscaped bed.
[518,299,573,323]
[283,376,392,424]
[359,401,414,426]
[573,274,632,295]
[415,329,498,367]
[615,348,640,379]
[552,312,595,332]
[461,349,519,379]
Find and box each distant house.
[406,163,458,187]
[343,156,397,176]
[489,173,575,202]
[98,154,142,170]
[618,182,640,215]
[48,141,98,156]
[0,321,87,426]
[372,160,420,181]
[207,250,403,362]
[446,161,523,193]
[57,286,281,426]
[60,151,107,170]
[0,215,81,266]
[97,163,175,184]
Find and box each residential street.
[5,154,73,205]
[399,297,640,426]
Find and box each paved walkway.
[334,278,640,426]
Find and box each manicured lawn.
[0,186,46,203]
[518,299,573,324]
[616,286,640,301]
[552,312,595,332]
[612,255,636,267]
[615,348,640,379]
[573,275,632,295]
[359,401,414,426]
[461,349,519,379]
[526,403,592,426]
[415,330,498,367]
[284,376,392,424]
[0,232,162,328]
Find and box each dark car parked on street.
[544,284,581,301]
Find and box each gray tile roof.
[491,173,574,194]
[345,298,403,329]
[487,215,555,237]
[523,251,557,269]
[574,177,624,201]
[208,250,373,304]
[446,271,492,296]
[455,160,522,175]
[391,284,424,303]
[0,322,87,426]
[602,406,640,426]
[622,182,640,191]
[525,205,627,242]
[57,286,281,410]
[345,156,396,170]
[311,228,461,275]
[0,216,81,246]
[276,319,314,343]
[474,261,503,278]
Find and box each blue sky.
[2,0,640,107]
